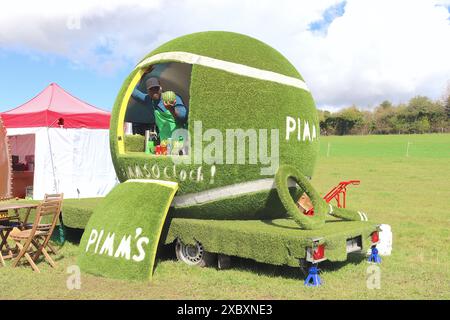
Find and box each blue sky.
[0,50,132,111]
[309,1,347,35]
[0,0,449,113]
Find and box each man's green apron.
[154,108,184,141]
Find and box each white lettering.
[99,232,115,256]
[286,116,296,140]
[85,229,98,252]
[303,121,311,141]
[114,235,132,260]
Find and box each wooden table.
[0,203,38,265]
[0,203,38,223]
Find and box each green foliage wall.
[319,95,449,135]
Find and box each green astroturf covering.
[78,180,178,281]
[275,164,367,227]
[104,31,376,267]
[17,196,376,268]
[164,216,377,266]
[110,31,318,195]
[112,65,319,192]
[275,165,326,229]
[142,31,303,79]
[110,61,319,219]
[124,134,145,152]
[171,187,299,220]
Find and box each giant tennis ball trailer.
[78,31,381,283]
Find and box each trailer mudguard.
[78,179,178,281]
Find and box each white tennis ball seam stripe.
[357,211,363,221]
[136,51,310,92]
[357,211,369,221]
[171,177,298,208]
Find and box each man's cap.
[145,77,160,90]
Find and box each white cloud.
[0,0,449,109]
[0,0,342,71]
[293,0,450,109]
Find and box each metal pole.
[46,127,59,193]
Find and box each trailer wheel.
[175,239,215,267]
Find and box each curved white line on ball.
[136,51,310,92]
[357,211,364,221]
[328,203,334,214]
[362,212,368,221]
[171,178,297,208]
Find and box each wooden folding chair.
[10,193,63,272]
[21,194,63,254]
[0,222,7,267]
[0,209,20,267]
[0,222,21,266]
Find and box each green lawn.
[1,133,449,299]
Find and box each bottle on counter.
[160,140,167,155]
[178,136,185,155]
[166,138,172,155]
[145,130,151,154]
[146,140,155,154]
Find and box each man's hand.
[164,99,182,120]
[163,99,176,109]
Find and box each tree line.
[318,93,450,136]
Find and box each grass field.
[1,133,449,299]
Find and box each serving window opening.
[123,62,192,156]
[9,134,35,199]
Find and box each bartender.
[132,77,188,141]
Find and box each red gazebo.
[0,83,116,200]
[1,83,110,129]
